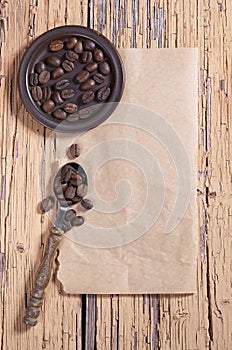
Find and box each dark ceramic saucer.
[18,25,124,133]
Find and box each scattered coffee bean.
[65,186,76,199]
[64,103,78,114]
[66,37,78,49]
[66,50,78,62]
[75,70,90,83]
[78,107,92,119]
[81,198,93,210]
[99,61,111,75]
[42,99,55,112]
[62,220,72,233]
[71,216,84,226]
[82,91,95,104]
[39,71,50,84]
[61,88,75,99]
[81,51,92,63]
[73,40,83,54]
[83,39,96,51]
[65,209,77,221]
[50,39,64,51]
[52,67,64,79]
[68,143,81,159]
[93,48,104,62]
[40,197,53,213]
[80,79,95,91]
[29,73,38,86]
[31,86,43,101]
[35,61,46,73]
[55,79,70,90]
[85,62,98,72]
[46,55,61,67]
[66,113,80,122]
[76,183,88,197]
[97,86,111,101]
[42,86,52,100]
[92,73,105,84]
[53,109,67,120]
[52,91,64,105]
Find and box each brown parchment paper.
[53,49,198,294]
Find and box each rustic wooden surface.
[0,0,231,349]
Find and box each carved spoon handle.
[24,227,63,326]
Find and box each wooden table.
[0,0,231,349]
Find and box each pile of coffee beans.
[29,36,113,122]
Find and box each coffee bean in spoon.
[61,166,72,183]
[31,86,42,101]
[81,198,93,211]
[81,51,92,63]
[46,55,61,67]
[52,91,64,105]
[52,67,64,79]
[75,70,90,83]
[35,61,46,73]
[66,37,78,49]
[50,40,64,51]
[82,91,95,104]
[55,79,70,90]
[99,61,111,75]
[80,79,95,91]
[65,186,76,199]
[66,50,78,62]
[62,60,75,72]
[97,86,111,101]
[40,197,54,213]
[29,73,38,86]
[42,99,55,112]
[76,183,88,197]
[71,215,84,226]
[53,109,67,120]
[72,196,82,203]
[68,143,81,159]
[39,71,50,84]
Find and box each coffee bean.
[97,86,111,101]
[35,61,46,73]
[65,209,76,221]
[64,103,78,114]
[66,37,78,49]
[85,62,98,72]
[71,171,83,181]
[62,182,68,192]
[54,176,62,194]
[83,39,96,51]
[53,109,67,120]
[52,91,64,105]
[71,215,84,226]
[59,199,72,207]
[73,40,83,54]
[29,73,38,86]
[40,197,54,213]
[76,183,88,197]
[80,79,95,91]
[66,50,78,62]
[68,143,81,159]
[42,99,55,112]
[92,73,105,84]
[61,166,72,182]
[75,70,90,83]
[52,67,64,79]
[78,107,92,119]
[81,198,93,210]
[39,71,50,84]
[93,48,104,62]
[81,51,92,63]
[46,55,61,67]
[72,196,82,203]
[69,179,79,186]
[55,79,70,90]
[56,192,65,200]
[61,88,75,99]
[99,61,111,75]
[62,60,75,72]
[31,86,43,101]
[50,40,64,51]
[42,86,52,100]
[66,113,80,122]
[82,91,95,104]
[62,220,72,232]
[65,186,76,199]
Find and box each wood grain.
[0,0,231,349]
